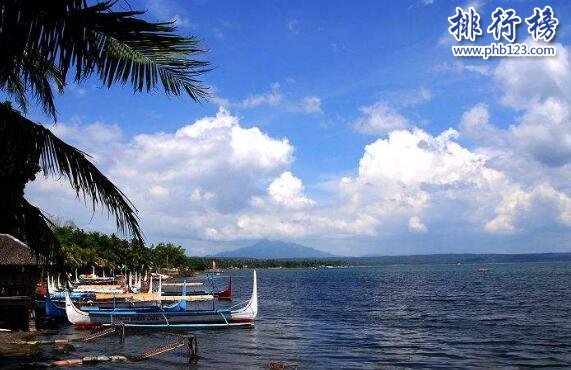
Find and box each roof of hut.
[0,234,38,266]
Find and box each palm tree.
[0,0,209,263]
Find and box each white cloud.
[267,172,315,209]
[215,84,323,116]
[487,40,571,167]
[69,84,87,97]
[296,96,323,114]
[486,184,571,234]
[418,87,432,102]
[508,97,571,167]
[464,64,492,76]
[396,87,433,108]
[190,188,215,202]
[231,125,293,170]
[239,82,283,108]
[34,111,571,247]
[459,103,505,146]
[357,128,482,187]
[25,40,571,255]
[29,108,297,242]
[495,39,571,109]
[408,216,428,233]
[353,101,409,135]
[149,185,169,199]
[339,128,511,236]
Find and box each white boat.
[65,271,258,329]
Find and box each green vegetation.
[54,224,206,275]
[54,224,345,273]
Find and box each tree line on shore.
[54,223,204,274]
[54,224,344,274]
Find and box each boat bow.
[64,289,91,325]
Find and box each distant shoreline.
[211,252,571,269]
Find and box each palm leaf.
[0,104,143,243]
[20,199,65,266]
[0,0,210,118]
[1,49,65,119]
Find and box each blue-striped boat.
[65,271,258,329]
[46,282,188,318]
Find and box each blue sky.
[22,0,571,256]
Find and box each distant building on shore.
[0,234,41,331]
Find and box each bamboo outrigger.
[65,271,258,329]
[93,292,213,301]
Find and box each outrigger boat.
[161,275,233,300]
[46,283,188,318]
[46,274,205,318]
[65,271,257,329]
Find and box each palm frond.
[0,49,65,119]
[0,104,143,243]
[20,199,65,266]
[0,0,210,118]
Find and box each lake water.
[15,262,571,368]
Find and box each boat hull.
[73,310,254,327]
[66,271,257,329]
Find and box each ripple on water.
[15,262,571,368]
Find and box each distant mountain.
[215,239,335,259]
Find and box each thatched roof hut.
[0,234,41,331]
[0,234,39,267]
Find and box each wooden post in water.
[119,324,125,343]
[27,305,36,332]
[187,335,198,363]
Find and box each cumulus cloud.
[508,97,571,167]
[33,110,515,244]
[25,40,571,255]
[340,128,512,234]
[495,39,571,109]
[27,103,571,253]
[483,40,571,168]
[456,41,571,233]
[353,101,409,135]
[28,108,298,241]
[486,184,571,234]
[459,103,505,147]
[267,172,315,209]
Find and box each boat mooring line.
[80,326,117,342]
[131,336,186,362]
[11,326,119,345]
[31,335,198,367]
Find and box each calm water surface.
[27,262,571,368]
